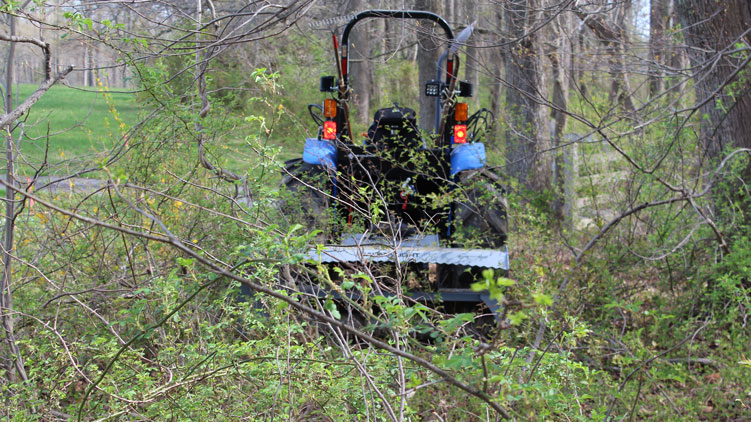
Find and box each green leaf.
[496,277,516,286]
[324,300,341,320]
[533,292,553,306]
[481,268,494,281]
[444,354,474,370]
[275,299,290,311]
[353,273,372,283]
[489,287,504,302]
[288,223,303,235]
[470,280,488,292]
[341,280,355,290]
[508,311,527,325]
[439,313,474,331]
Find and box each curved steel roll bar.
[338,10,455,88]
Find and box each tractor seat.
[366,105,425,150]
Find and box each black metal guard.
[339,10,455,87]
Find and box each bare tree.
[648,0,672,96]
[348,0,375,125]
[414,0,442,132]
[1,12,73,384]
[675,0,751,159]
[549,8,573,218]
[574,0,637,112]
[503,0,551,188]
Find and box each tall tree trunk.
[87,43,94,87]
[464,41,479,110]
[575,3,636,112]
[550,12,572,220]
[349,0,373,125]
[414,0,442,132]
[648,0,672,96]
[675,0,751,158]
[443,0,456,24]
[461,0,479,111]
[458,0,480,110]
[609,1,636,110]
[1,13,29,386]
[676,0,751,233]
[489,8,504,141]
[504,0,550,188]
[82,41,89,86]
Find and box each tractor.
[281,10,509,323]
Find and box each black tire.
[279,158,332,242]
[278,159,335,334]
[453,169,508,249]
[438,169,508,293]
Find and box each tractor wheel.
[453,169,508,250]
[279,158,332,242]
[437,169,508,330]
[278,158,336,337]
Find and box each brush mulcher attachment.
[283,10,508,319]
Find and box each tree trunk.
[575,4,636,112]
[550,12,572,220]
[503,0,550,188]
[675,0,751,157]
[348,0,373,125]
[648,0,672,96]
[609,1,636,111]
[414,0,442,132]
[87,43,94,87]
[464,43,479,110]
[446,0,455,25]
[455,1,479,110]
[489,7,504,141]
[84,41,89,86]
[1,13,29,386]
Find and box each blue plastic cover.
[450,142,486,176]
[303,138,337,169]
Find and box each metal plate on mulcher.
[304,244,509,270]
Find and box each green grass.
[11,83,140,175]
[8,82,309,179]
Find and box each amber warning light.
[454,102,468,122]
[454,124,467,144]
[323,121,337,140]
[324,99,337,118]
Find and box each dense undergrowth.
[4,31,751,419]
[7,130,750,420]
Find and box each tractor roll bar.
[339,10,455,87]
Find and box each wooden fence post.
[563,136,579,229]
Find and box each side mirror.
[320,76,336,92]
[458,81,473,97]
[425,80,441,97]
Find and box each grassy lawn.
[7,82,316,179]
[11,83,140,175]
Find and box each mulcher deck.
[305,244,509,270]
